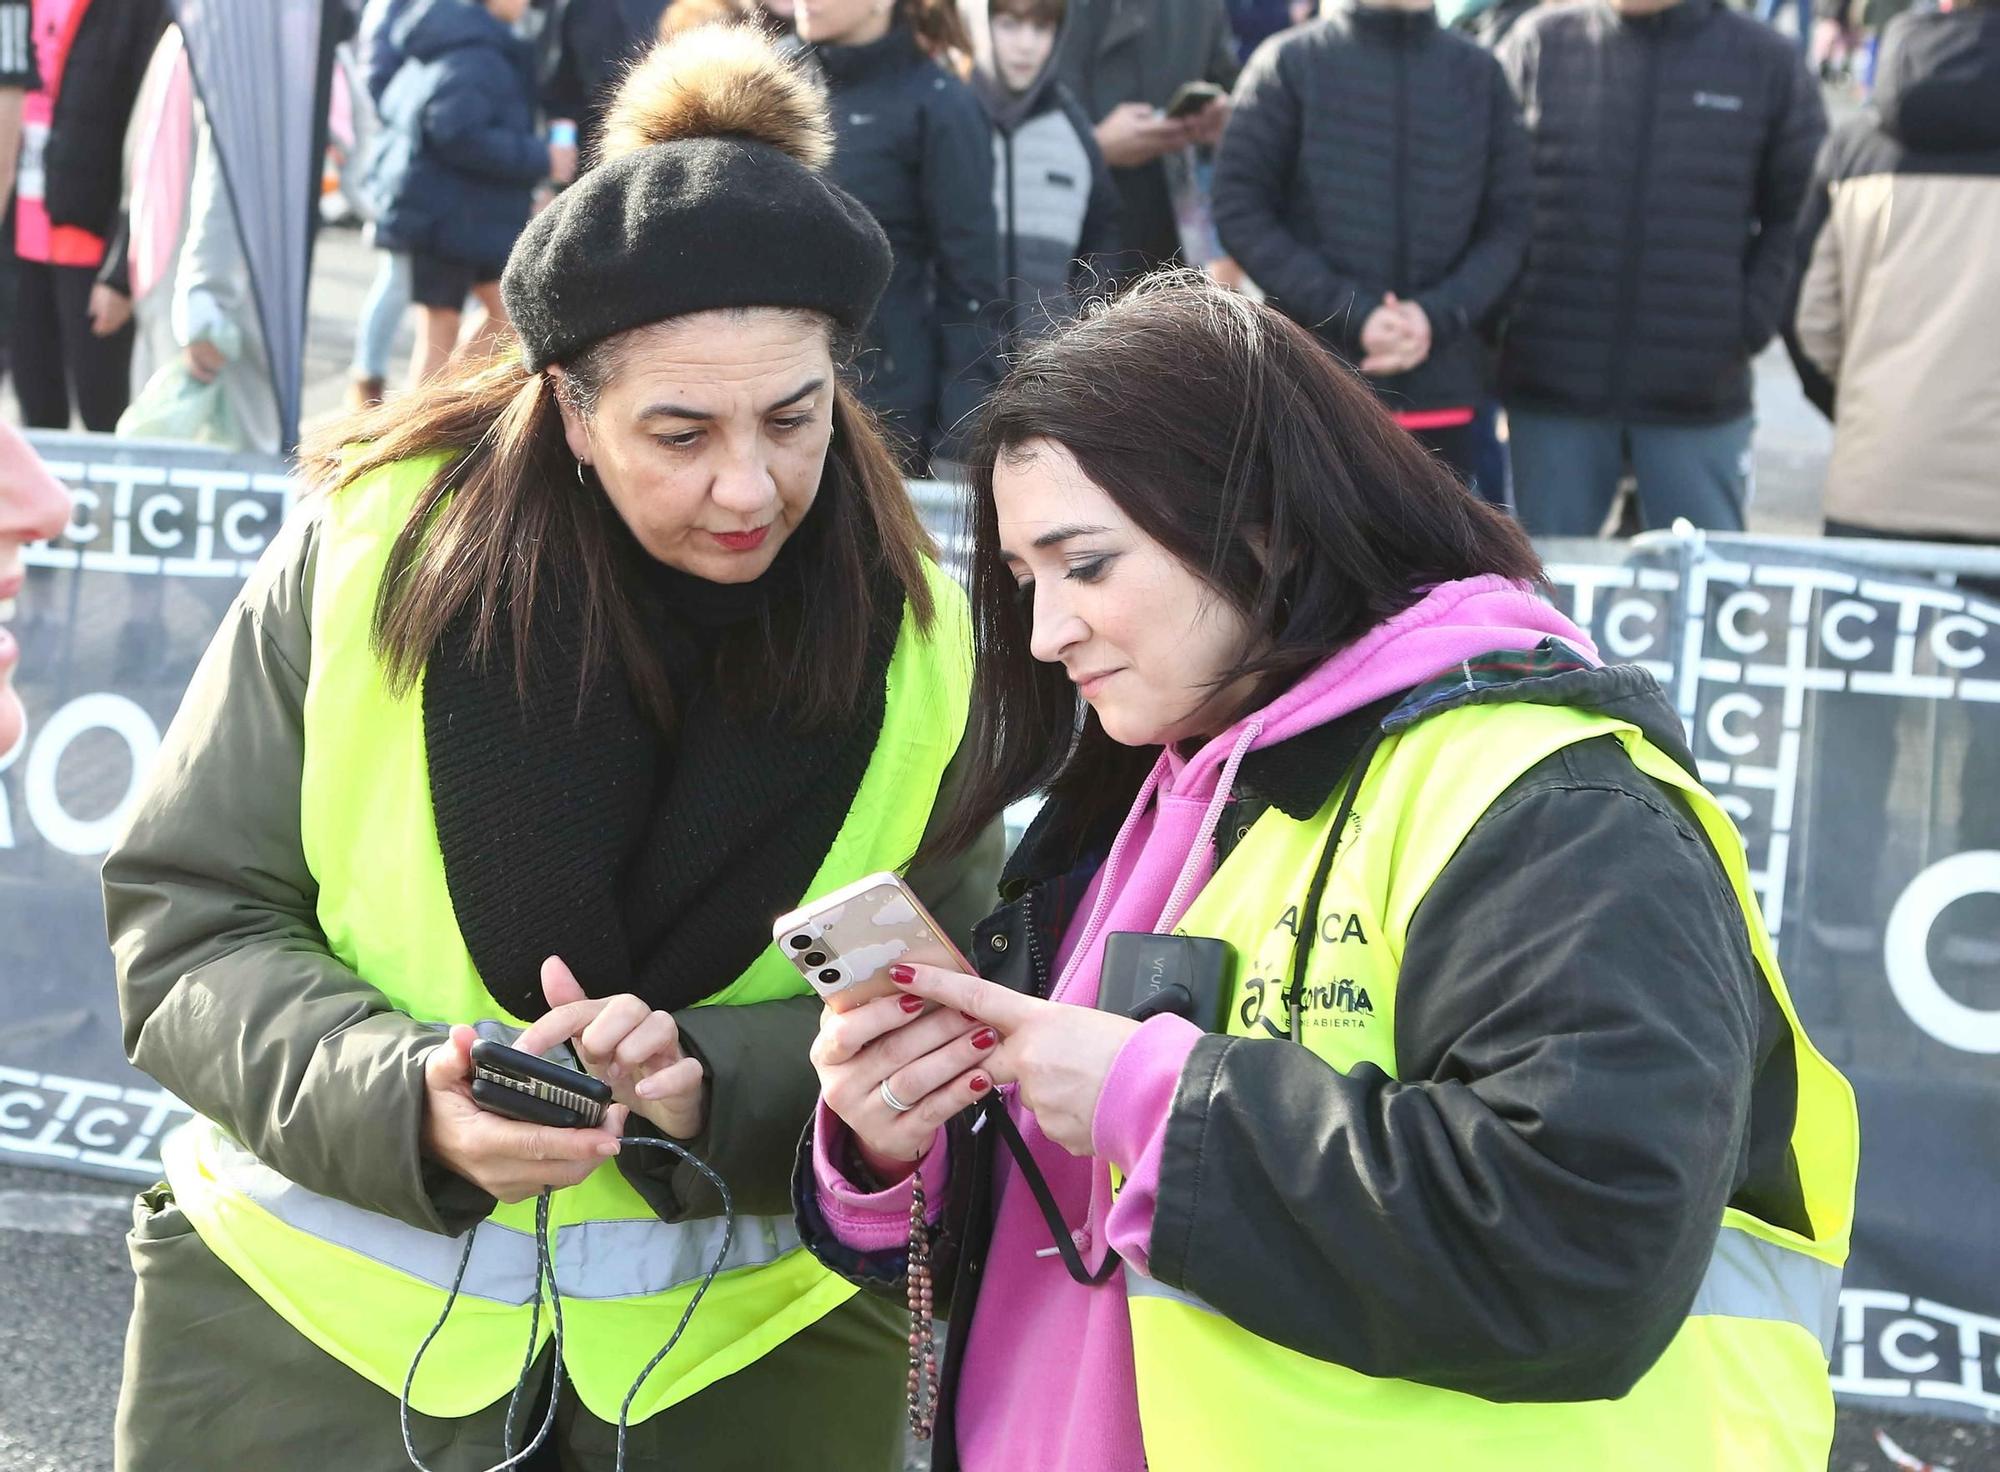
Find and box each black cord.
[400,1136,735,1472]
[1287,729,1386,1044]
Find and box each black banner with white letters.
[2,437,1995,1425]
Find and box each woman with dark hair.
[798,0,1001,468]
[103,28,999,1471]
[800,275,1857,1472]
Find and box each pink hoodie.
[813,577,1598,1470]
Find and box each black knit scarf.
[422,511,901,1020]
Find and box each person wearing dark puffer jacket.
[365,0,558,384]
[802,0,1001,469]
[1213,0,1530,493]
[1497,0,1824,535]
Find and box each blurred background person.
[11,0,165,431]
[1054,0,1236,274]
[542,0,670,159]
[0,0,35,402]
[364,0,569,385]
[1789,0,2000,557]
[0,419,72,758]
[800,0,1000,468]
[111,24,280,452]
[345,0,419,408]
[959,0,1121,348]
[1214,0,1530,497]
[1497,0,1823,534]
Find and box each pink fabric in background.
[127,29,194,303]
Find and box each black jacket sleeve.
[1148,736,1760,1403]
[1743,50,1826,358]
[1781,128,1840,420]
[921,77,1003,458]
[1413,61,1531,349]
[1212,41,1380,357]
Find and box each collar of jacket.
[811,22,927,86]
[998,646,1693,894]
[1340,2,1441,42]
[1602,0,1718,37]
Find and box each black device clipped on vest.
[1098,933,1236,1033]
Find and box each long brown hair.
[297,320,935,734]
[927,274,1544,861]
[904,0,974,65]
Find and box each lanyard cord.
[1287,729,1387,1045]
[400,1136,735,1472]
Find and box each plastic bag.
[116,358,241,447]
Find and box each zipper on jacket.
[1607,30,1662,413]
[1393,38,1410,294]
[1022,885,1052,999]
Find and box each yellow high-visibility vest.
[1126,699,1857,1469]
[166,454,972,1422]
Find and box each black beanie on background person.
[501,25,893,371]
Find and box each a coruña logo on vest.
[1236,903,1376,1038]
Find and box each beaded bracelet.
[906,1173,940,1440]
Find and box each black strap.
[1285,728,1388,1045]
[984,1095,1121,1286]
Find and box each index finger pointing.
[891,964,1040,1032]
[513,998,606,1059]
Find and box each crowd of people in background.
[0,0,1993,546]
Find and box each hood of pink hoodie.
[1051,574,1599,1006]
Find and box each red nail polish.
[960,1011,979,1022]
[899,995,925,1014]
[969,1075,990,1093]
[889,964,916,984]
[971,1028,998,1050]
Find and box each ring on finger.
[879,1078,917,1114]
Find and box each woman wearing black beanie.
[104,26,1000,1471]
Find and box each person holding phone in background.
[1054,0,1237,273]
[103,28,1000,1471]
[799,276,1857,1472]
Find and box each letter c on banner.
[1823,598,1877,662]
[1929,615,1986,672]
[22,693,162,857]
[1718,590,1771,656]
[1605,598,1657,659]
[1884,851,2000,1054]
[1706,693,1762,758]
[1879,1318,1941,1376]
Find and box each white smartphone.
[772,872,972,1012]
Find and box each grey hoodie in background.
[960,0,1123,345]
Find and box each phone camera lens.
[804,950,828,968]
[788,933,814,951]
[817,968,842,986]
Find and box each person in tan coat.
[1789,0,2000,550]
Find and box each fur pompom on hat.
[501,26,891,371]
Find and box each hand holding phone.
[421,1024,625,1204]
[1164,80,1226,120]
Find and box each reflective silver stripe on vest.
[208,1131,798,1305]
[1689,1223,1840,1357]
[1125,1224,1840,1358]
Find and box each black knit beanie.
[501,27,893,371]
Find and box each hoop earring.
[576,461,590,487]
